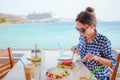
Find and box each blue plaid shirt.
[77,32,116,80]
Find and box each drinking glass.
[24,64,35,80]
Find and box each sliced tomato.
[60,60,73,65]
[67,61,73,65]
[56,75,63,79]
[46,72,52,78]
[61,61,66,65]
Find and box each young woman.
[71,7,116,80]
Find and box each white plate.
[57,55,72,61]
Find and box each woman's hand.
[82,53,99,62]
[71,46,79,54]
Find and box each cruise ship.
[26,12,59,22]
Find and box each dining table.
[3,50,97,80]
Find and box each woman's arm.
[82,53,112,67]
[92,55,112,67]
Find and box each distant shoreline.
[0,21,120,27]
[0,22,11,26]
[0,22,27,26]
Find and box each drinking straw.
[89,65,104,80]
[14,58,25,66]
[57,42,63,56]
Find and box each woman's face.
[75,22,90,36]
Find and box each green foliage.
[10,20,18,23]
[0,18,6,23]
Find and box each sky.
[0,0,120,21]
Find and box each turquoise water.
[0,21,120,49]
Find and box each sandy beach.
[0,22,11,26]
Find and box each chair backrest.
[110,50,120,80]
[0,48,14,79]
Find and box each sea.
[0,21,120,49]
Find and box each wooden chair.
[0,48,14,79]
[109,50,120,80]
